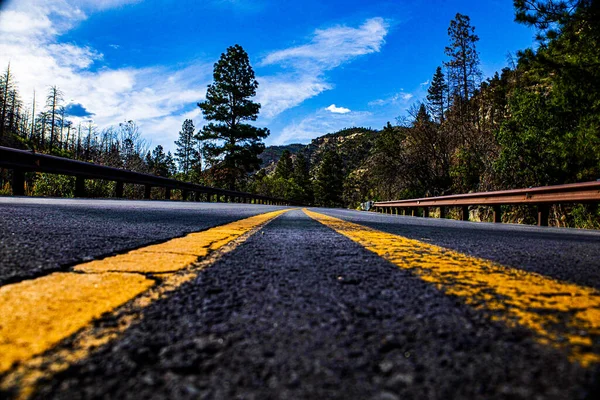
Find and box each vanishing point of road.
[1,197,599,399]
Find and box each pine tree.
[274,150,293,179]
[148,145,171,177]
[293,152,313,204]
[444,13,481,104]
[426,66,448,123]
[415,103,431,124]
[0,63,14,141]
[196,44,269,190]
[174,119,199,178]
[313,150,344,207]
[46,85,64,150]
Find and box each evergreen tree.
[513,0,594,43]
[148,145,171,177]
[196,44,269,190]
[274,150,293,179]
[426,66,448,123]
[415,103,431,124]
[293,152,312,203]
[444,14,481,104]
[174,119,199,178]
[0,63,15,142]
[166,151,177,177]
[45,85,63,149]
[313,150,344,207]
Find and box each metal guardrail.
[0,146,295,205]
[373,181,600,226]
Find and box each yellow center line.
[0,209,291,397]
[303,208,600,367]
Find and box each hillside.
[258,144,305,170]
[259,127,379,174]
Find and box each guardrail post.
[462,206,469,221]
[115,181,124,198]
[411,208,416,217]
[165,188,171,200]
[537,205,549,227]
[11,169,25,196]
[423,207,430,218]
[144,185,152,199]
[493,206,502,223]
[75,176,85,198]
[439,206,446,219]
[182,190,189,201]
[194,192,200,202]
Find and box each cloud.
[256,75,331,119]
[0,0,212,151]
[274,109,373,145]
[420,80,430,86]
[325,104,351,114]
[257,18,389,121]
[368,91,414,107]
[64,103,95,117]
[0,1,389,150]
[262,18,389,72]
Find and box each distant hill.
[258,144,305,170]
[259,127,378,173]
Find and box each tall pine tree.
[426,66,448,123]
[174,119,199,178]
[444,14,481,105]
[196,44,269,190]
[274,150,293,179]
[293,152,312,204]
[313,150,344,207]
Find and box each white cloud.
[257,17,389,122]
[0,1,390,150]
[0,0,211,151]
[325,104,351,114]
[368,91,414,107]
[262,18,388,71]
[256,75,332,118]
[420,79,430,86]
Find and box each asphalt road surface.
[0,197,599,399]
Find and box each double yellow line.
[1,208,599,398]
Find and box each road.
[0,198,599,399]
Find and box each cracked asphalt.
[1,199,599,399]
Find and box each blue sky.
[0,0,535,151]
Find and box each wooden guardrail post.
[144,185,151,199]
[182,190,189,201]
[165,188,171,200]
[493,206,502,223]
[439,206,446,219]
[423,207,430,218]
[538,205,549,227]
[462,206,469,221]
[115,181,124,198]
[11,169,25,196]
[74,176,85,198]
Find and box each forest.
[0,1,598,227]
